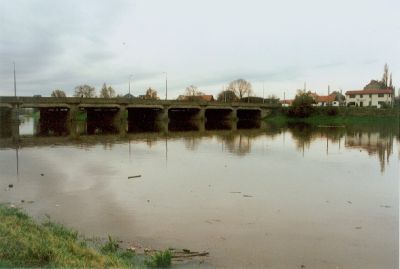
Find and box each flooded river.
[0,116,399,268]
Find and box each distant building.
[345,89,394,108]
[280,99,293,107]
[311,93,340,106]
[178,95,215,102]
[123,93,134,99]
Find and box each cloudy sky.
[1,0,399,99]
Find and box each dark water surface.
[1,117,399,268]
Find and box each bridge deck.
[0,96,280,109]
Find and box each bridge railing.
[0,96,281,108]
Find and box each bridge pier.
[193,108,205,121]
[156,108,169,121]
[67,104,79,122]
[11,105,19,123]
[114,105,127,126]
[260,108,271,119]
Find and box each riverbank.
[0,204,171,268]
[265,107,399,126]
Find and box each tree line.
[50,83,159,100]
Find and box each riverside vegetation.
[265,91,399,126]
[0,204,171,268]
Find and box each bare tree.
[184,85,204,96]
[227,79,252,99]
[51,89,66,97]
[217,90,238,102]
[382,63,389,87]
[73,85,96,98]
[99,83,116,98]
[144,87,159,100]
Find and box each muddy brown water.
[1,117,399,268]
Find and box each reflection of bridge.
[0,96,279,123]
[0,126,269,149]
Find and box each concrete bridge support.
[67,105,79,122]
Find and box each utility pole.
[13,62,16,97]
[128,74,133,96]
[262,83,265,104]
[328,85,330,95]
[163,72,168,100]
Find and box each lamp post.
[128,74,133,96]
[262,82,265,104]
[163,72,168,100]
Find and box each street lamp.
[163,72,168,100]
[262,82,265,104]
[128,74,134,96]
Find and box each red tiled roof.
[199,95,214,102]
[315,94,336,103]
[280,99,293,104]
[345,89,393,95]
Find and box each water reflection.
[0,117,398,172]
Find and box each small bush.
[325,107,339,116]
[145,250,172,268]
[288,91,315,118]
[101,235,119,254]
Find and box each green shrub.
[145,250,172,268]
[101,235,119,254]
[325,107,339,116]
[288,91,315,118]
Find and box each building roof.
[311,92,336,103]
[181,95,214,101]
[198,95,214,101]
[345,89,393,95]
[280,99,293,104]
[316,94,336,103]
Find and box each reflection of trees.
[285,123,346,152]
[219,134,251,156]
[184,137,200,151]
[345,129,395,172]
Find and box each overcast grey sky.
[1,0,399,99]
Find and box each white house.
[345,89,394,108]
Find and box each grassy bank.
[0,204,170,268]
[265,107,399,126]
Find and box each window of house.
[369,101,372,106]
[369,94,372,98]
[378,93,384,97]
[360,94,363,98]
[350,95,355,98]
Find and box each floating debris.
[128,175,141,179]
[243,194,253,198]
[380,205,391,208]
[8,184,13,188]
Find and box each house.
[311,93,340,106]
[280,99,293,107]
[178,95,215,102]
[345,89,394,108]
